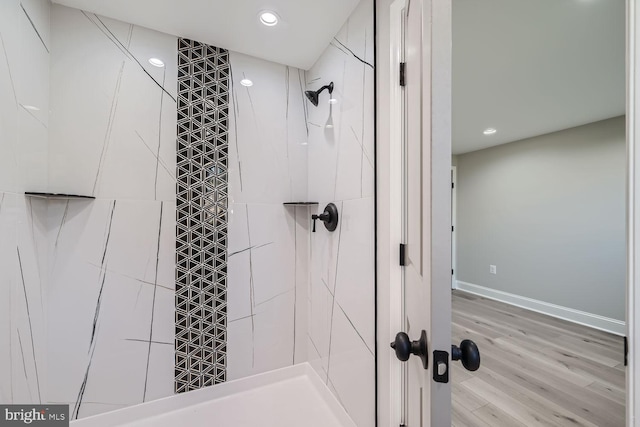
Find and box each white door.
[382,3,640,426]
[387,0,465,425]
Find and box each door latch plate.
[433,350,449,383]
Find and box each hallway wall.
[456,116,626,324]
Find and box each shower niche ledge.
[283,202,319,207]
[25,191,96,200]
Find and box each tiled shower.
[0,0,374,425]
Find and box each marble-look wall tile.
[0,0,50,407]
[41,5,177,418]
[307,265,335,376]
[0,195,48,406]
[49,5,177,201]
[16,0,50,194]
[334,198,375,352]
[226,317,253,381]
[293,208,309,364]
[226,51,309,381]
[21,0,50,48]
[12,196,48,405]
[226,202,299,380]
[306,1,375,425]
[227,250,252,323]
[0,194,13,403]
[326,305,375,427]
[228,52,308,204]
[0,0,50,194]
[247,205,295,305]
[0,0,20,191]
[0,194,48,406]
[47,199,174,418]
[306,7,374,203]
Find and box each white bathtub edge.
[70,363,357,427]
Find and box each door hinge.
[399,62,406,86]
[399,243,407,266]
[452,225,455,232]
[452,269,454,275]
[452,182,455,189]
[625,336,628,366]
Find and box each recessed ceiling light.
[328,98,338,104]
[149,58,165,67]
[483,128,497,135]
[240,79,253,87]
[22,105,40,111]
[259,11,279,26]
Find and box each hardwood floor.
[451,290,626,427]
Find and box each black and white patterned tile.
[175,38,229,393]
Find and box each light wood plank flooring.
[451,290,625,427]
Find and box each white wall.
[226,52,310,380]
[0,0,50,406]
[47,5,177,418]
[456,116,626,323]
[306,1,376,425]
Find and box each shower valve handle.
[311,213,330,232]
[311,203,339,233]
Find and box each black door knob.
[390,330,428,369]
[451,339,480,371]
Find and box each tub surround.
[0,0,51,407]
[47,6,177,417]
[306,1,376,425]
[49,6,178,202]
[226,50,310,380]
[0,1,375,425]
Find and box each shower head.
[304,90,319,106]
[305,82,334,107]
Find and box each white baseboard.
[455,281,626,336]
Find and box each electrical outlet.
[490,265,497,274]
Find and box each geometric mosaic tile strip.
[175,38,229,393]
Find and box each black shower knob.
[311,203,338,232]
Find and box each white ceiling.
[51,0,360,70]
[453,0,626,154]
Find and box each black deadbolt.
[311,203,339,232]
[390,330,429,369]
